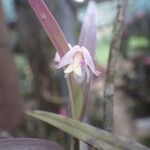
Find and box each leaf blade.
[27,110,149,150]
[27,0,69,56]
[27,111,117,150]
[78,1,97,53]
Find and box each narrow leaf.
[27,0,76,120]
[27,111,117,150]
[78,0,97,53]
[27,0,69,56]
[27,110,149,150]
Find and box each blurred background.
[0,0,150,149]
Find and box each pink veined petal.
[82,47,100,76]
[56,45,80,69]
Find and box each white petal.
[73,72,85,84]
[56,58,72,69]
[64,63,74,74]
[82,47,100,76]
[64,73,69,78]
[73,65,82,76]
[68,43,72,49]
[56,45,80,69]
[54,52,60,63]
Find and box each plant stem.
[102,0,128,132]
[66,77,80,150]
[71,137,80,150]
[66,77,75,118]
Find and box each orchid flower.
[55,45,100,84]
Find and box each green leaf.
[27,110,149,150]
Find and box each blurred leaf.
[128,36,149,51]
[27,0,69,56]
[27,110,149,150]
[78,1,97,53]
[96,39,110,65]
[0,138,63,150]
[14,54,33,96]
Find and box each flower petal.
[56,45,80,69]
[73,65,82,76]
[82,47,100,76]
[68,43,72,49]
[73,72,85,84]
[54,52,60,63]
[64,63,74,74]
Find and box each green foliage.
[127,35,150,57]
[128,36,149,51]
[95,27,112,65]
[14,54,33,96]
[96,39,109,65]
[27,110,149,150]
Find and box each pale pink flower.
[55,45,100,84]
